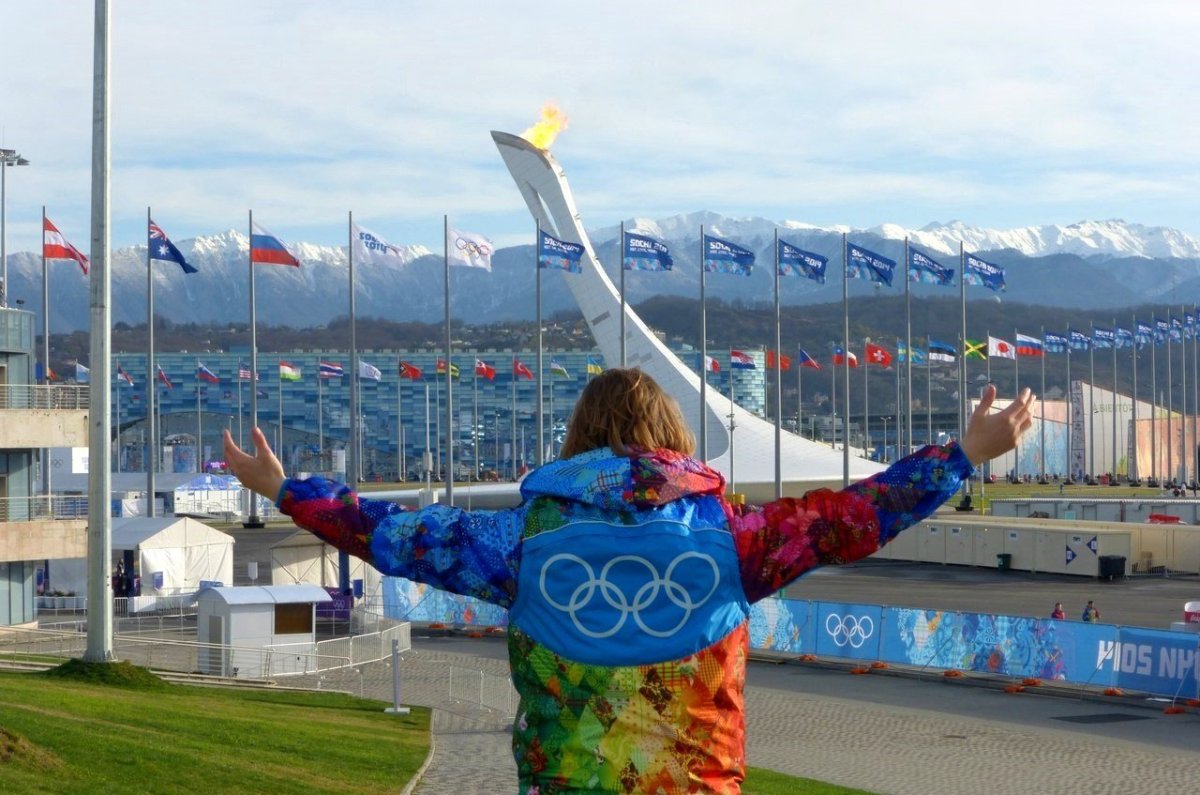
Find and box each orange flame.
[520,103,569,150]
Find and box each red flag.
[513,356,534,380]
[703,355,720,372]
[399,360,423,380]
[43,216,90,275]
[865,342,893,367]
[474,359,496,380]
[766,350,792,371]
[832,347,858,368]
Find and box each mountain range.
[7,214,1199,333]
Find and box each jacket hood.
[520,447,726,511]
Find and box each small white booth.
[195,584,332,678]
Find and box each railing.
[0,495,88,523]
[449,665,519,720]
[0,384,89,410]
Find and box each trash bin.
[1098,555,1126,580]
[996,553,1012,571]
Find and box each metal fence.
[0,494,88,522]
[448,664,519,720]
[0,384,89,409]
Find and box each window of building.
[274,602,312,634]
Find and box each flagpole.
[317,366,324,468]
[863,336,870,458]
[958,241,966,495]
[1167,312,1175,484]
[236,374,243,451]
[247,209,260,525]
[728,348,736,494]
[1131,315,1139,483]
[535,221,544,468]
[1013,327,1019,480]
[772,227,782,499]
[1066,329,1074,482]
[619,221,627,367]
[1039,326,1047,482]
[348,210,361,496]
[894,347,901,460]
[904,237,912,452]
[115,362,121,473]
[1179,306,1187,485]
[443,215,455,502]
[424,383,431,488]
[1151,319,1158,484]
[41,204,50,498]
[197,363,204,473]
[841,232,850,486]
[472,368,479,483]
[797,350,803,441]
[1113,317,1119,480]
[510,366,517,480]
[926,336,933,445]
[1192,304,1198,486]
[145,207,156,516]
[548,367,555,461]
[700,225,708,462]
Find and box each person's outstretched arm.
[223,429,522,607]
[732,385,1034,602]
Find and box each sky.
[2,1,1199,255]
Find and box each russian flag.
[1016,333,1044,357]
[250,221,301,267]
[730,350,756,369]
[196,363,220,383]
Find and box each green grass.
[744,766,875,794]
[0,661,430,794]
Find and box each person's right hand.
[958,385,1035,467]
[223,427,286,502]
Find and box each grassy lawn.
[744,766,875,794]
[0,661,429,794]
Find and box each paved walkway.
[296,642,1200,795]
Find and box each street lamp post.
[0,148,30,308]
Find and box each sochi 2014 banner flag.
[777,240,827,283]
[1135,322,1153,347]
[730,350,756,369]
[703,234,754,276]
[1092,326,1116,349]
[1043,331,1068,354]
[44,216,90,275]
[624,232,673,272]
[963,252,1005,292]
[1016,333,1044,356]
[352,222,412,267]
[1069,329,1091,350]
[988,336,1016,360]
[846,243,895,286]
[907,248,953,286]
[448,228,494,271]
[1116,326,1134,349]
[251,221,301,267]
[537,229,584,273]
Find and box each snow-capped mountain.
[5,215,1198,333]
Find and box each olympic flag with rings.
[509,519,748,666]
[448,228,494,271]
[815,602,884,660]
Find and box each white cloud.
[0,0,1197,254]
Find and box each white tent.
[270,531,382,600]
[49,516,234,595]
[173,473,242,516]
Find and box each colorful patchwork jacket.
[279,442,972,794]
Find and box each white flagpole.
[1113,317,1120,480]
[146,206,156,516]
[317,366,324,467]
[42,204,50,498]
[535,221,544,467]
[904,238,912,451]
[728,349,736,494]
[926,336,933,444]
[85,0,114,661]
[247,209,260,524]
[1150,320,1158,483]
[236,373,243,450]
[444,216,454,502]
[198,363,204,473]
[1193,305,1198,485]
[115,361,121,473]
[1066,330,1075,481]
[620,221,627,367]
[424,383,431,488]
[797,352,803,440]
[1131,315,1139,483]
[275,363,282,455]
[1039,326,1047,481]
[863,336,870,458]
[349,210,360,493]
[548,366,555,461]
[700,225,708,462]
[510,366,517,480]
[1013,327,1019,480]
[773,228,782,499]
[958,242,966,494]
[1179,307,1187,485]
[841,232,850,486]
[472,368,479,486]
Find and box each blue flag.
[896,341,927,365]
[703,234,754,276]
[846,243,895,286]
[1155,318,1169,345]
[1043,331,1068,353]
[927,339,957,363]
[148,220,198,274]
[623,232,673,272]
[538,228,584,273]
[777,240,827,283]
[1116,327,1134,349]
[1069,329,1091,351]
[1135,322,1153,346]
[1092,327,1115,349]
[907,248,953,286]
[1171,317,1184,342]
[963,252,1005,292]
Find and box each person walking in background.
[225,370,1033,794]
[1082,600,1102,622]
[1051,602,1066,620]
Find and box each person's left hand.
[959,385,1035,466]
[223,427,285,501]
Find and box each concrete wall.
[0,519,87,562]
[0,409,87,449]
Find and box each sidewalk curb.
[399,716,438,795]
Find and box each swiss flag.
[865,342,893,367]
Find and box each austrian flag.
[44,216,90,275]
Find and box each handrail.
[0,495,88,522]
[0,384,89,410]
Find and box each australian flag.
[703,234,754,276]
[777,239,827,283]
[148,220,198,274]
